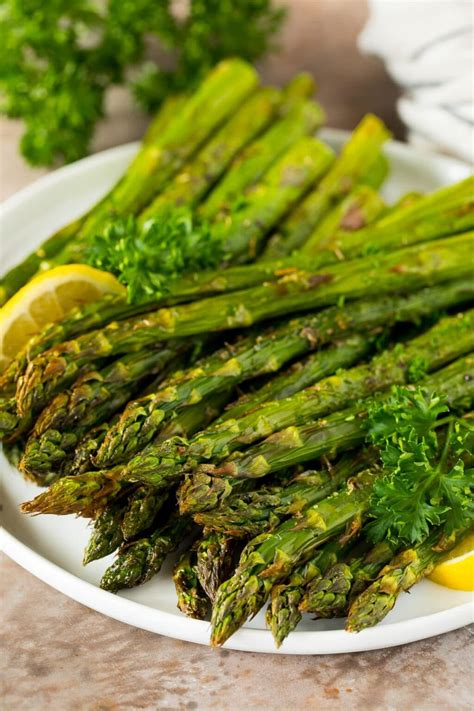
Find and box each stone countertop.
[1,556,472,711]
[1,1,472,708]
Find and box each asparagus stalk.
[94,312,368,468]
[384,191,423,217]
[53,60,259,264]
[18,232,473,420]
[0,294,141,392]
[121,486,167,541]
[200,98,325,219]
[186,309,474,463]
[196,530,241,601]
[173,548,210,619]
[211,137,335,262]
[139,88,281,220]
[21,392,231,517]
[299,184,386,246]
[218,334,372,423]
[148,179,474,303]
[98,273,474,471]
[0,61,258,304]
[19,344,185,481]
[260,114,391,258]
[142,93,188,146]
[346,527,472,632]
[100,511,192,593]
[192,451,376,532]
[18,290,474,517]
[68,420,114,476]
[266,541,345,647]
[206,354,474,482]
[302,175,474,257]
[210,468,377,646]
[83,501,126,565]
[299,541,396,617]
[17,276,468,504]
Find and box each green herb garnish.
[1,0,284,166]
[366,386,473,546]
[86,208,223,303]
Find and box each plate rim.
[2,527,473,655]
[1,130,473,654]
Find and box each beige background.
[1,1,472,709]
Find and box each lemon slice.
[428,531,474,591]
[0,265,125,371]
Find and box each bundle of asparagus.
[2,59,473,649]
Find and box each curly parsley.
[86,207,223,304]
[1,0,284,166]
[365,386,474,546]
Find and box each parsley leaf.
[1,0,284,166]
[365,386,473,546]
[86,207,223,303]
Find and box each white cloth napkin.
[359,0,474,164]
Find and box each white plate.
[1,131,473,654]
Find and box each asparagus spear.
[173,548,210,619]
[263,182,386,260]
[211,136,335,262]
[68,420,114,476]
[149,178,473,303]
[52,60,259,265]
[218,334,372,423]
[192,451,376,532]
[19,344,185,481]
[346,527,472,632]
[210,468,377,646]
[384,191,423,216]
[139,87,281,220]
[18,232,473,421]
[299,185,386,246]
[21,392,231,517]
[30,355,473,521]
[142,93,188,147]
[206,354,474,482]
[196,530,241,601]
[16,276,468,504]
[0,95,189,306]
[121,486,167,541]
[302,175,474,257]
[200,99,325,220]
[100,511,192,593]
[94,312,368,468]
[260,114,391,258]
[299,541,396,617]
[186,309,474,463]
[98,266,474,471]
[83,501,126,565]
[0,294,142,392]
[0,60,257,304]
[266,541,345,647]
[18,287,474,517]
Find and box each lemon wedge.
[0,264,125,371]
[428,531,474,591]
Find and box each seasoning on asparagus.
[173,548,210,619]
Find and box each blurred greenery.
[0,0,285,166]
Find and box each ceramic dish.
[1,130,472,653]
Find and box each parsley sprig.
[86,207,223,304]
[1,0,284,166]
[366,387,473,546]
